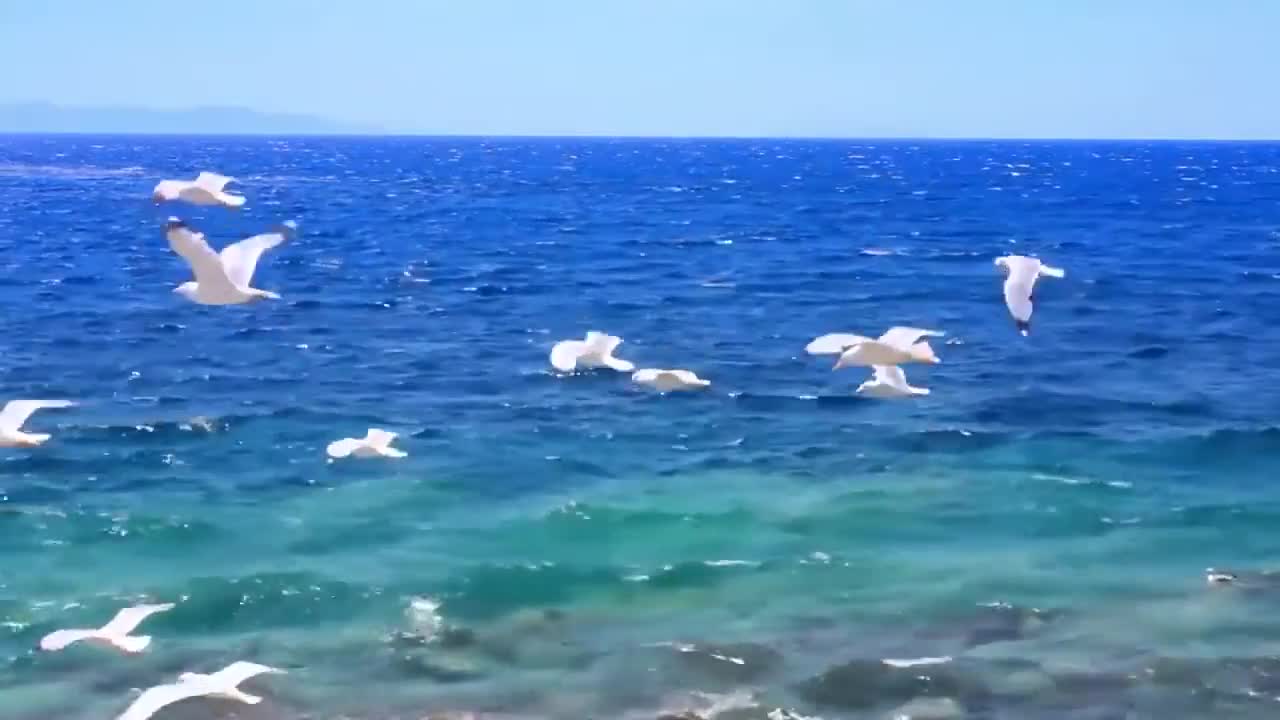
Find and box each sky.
[1,0,1277,139]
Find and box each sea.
[1,135,1280,720]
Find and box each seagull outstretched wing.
[0,400,74,432]
[219,228,288,288]
[194,172,234,193]
[877,327,944,351]
[100,603,175,636]
[116,681,211,720]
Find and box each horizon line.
[2,130,1278,143]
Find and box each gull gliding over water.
[40,603,175,654]
[116,661,285,720]
[856,365,930,399]
[152,172,246,208]
[165,218,293,305]
[632,368,711,392]
[829,327,944,369]
[327,429,408,459]
[0,399,75,447]
[995,255,1065,335]
[549,332,635,373]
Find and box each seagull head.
[164,217,187,232]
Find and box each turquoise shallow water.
[2,136,1280,719]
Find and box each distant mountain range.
[0,102,375,135]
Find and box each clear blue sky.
[2,0,1277,138]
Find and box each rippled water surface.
[2,136,1280,719]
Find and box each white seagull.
[632,368,711,392]
[152,172,246,208]
[549,331,635,373]
[856,365,930,399]
[829,327,944,369]
[995,255,1065,335]
[327,429,407,459]
[40,603,174,654]
[115,661,285,720]
[0,399,76,447]
[165,218,292,305]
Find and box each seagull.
[115,661,285,720]
[40,603,174,654]
[327,429,407,459]
[165,218,292,305]
[152,172,246,208]
[549,331,635,373]
[994,255,1066,335]
[632,368,711,392]
[0,399,75,447]
[829,327,944,369]
[856,365,930,398]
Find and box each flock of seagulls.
[19,174,304,720]
[551,255,1065,399]
[37,601,284,719]
[8,170,1068,718]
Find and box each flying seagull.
[115,661,285,720]
[549,331,636,373]
[856,365,930,399]
[994,255,1065,335]
[632,368,711,392]
[165,218,293,305]
[327,429,408,459]
[40,603,174,654]
[152,172,246,208]
[828,327,944,369]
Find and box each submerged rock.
[904,602,1061,656]
[888,696,964,720]
[664,642,785,684]
[1204,567,1280,591]
[798,658,987,710]
[959,602,1058,648]
[1147,655,1280,700]
[392,652,485,683]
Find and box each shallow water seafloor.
[2,136,1280,719]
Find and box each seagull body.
[831,327,944,369]
[152,172,246,208]
[0,399,75,447]
[632,368,711,392]
[165,218,292,305]
[327,429,407,459]
[116,661,284,720]
[856,365,930,399]
[549,332,635,373]
[995,255,1065,335]
[40,603,174,654]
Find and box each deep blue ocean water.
[2,136,1280,719]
